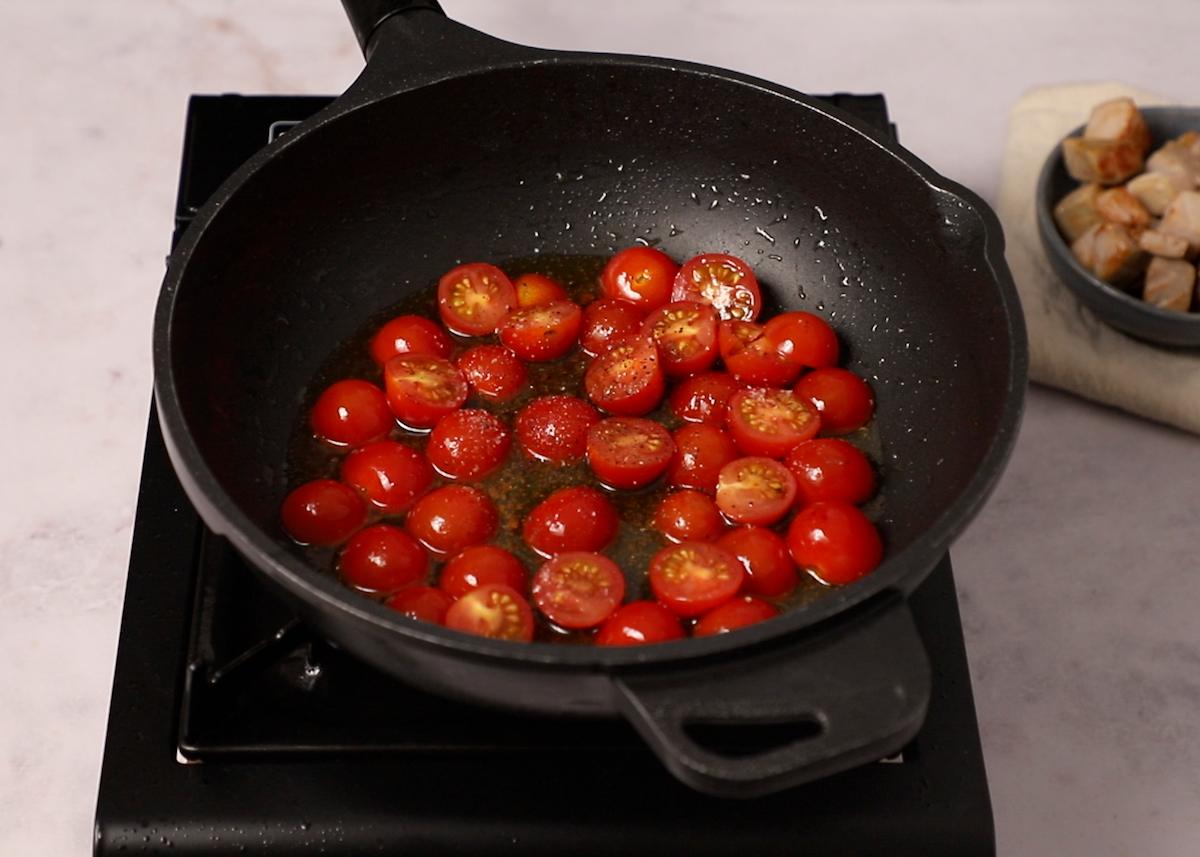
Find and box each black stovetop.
[94,93,993,856]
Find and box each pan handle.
[612,594,930,798]
[341,0,444,55]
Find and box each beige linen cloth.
[999,81,1200,434]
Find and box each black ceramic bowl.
[1036,106,1200,347]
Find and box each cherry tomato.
[456,345,527,403]
[438,545,527,599]
[513,272,569,308]
[715,457,797,526]
[652,490,726,543]
[385,585,453,624]
[640,301,719,378]
[694,596,779,636]
[523,486,619,558]
[579,298,646,356]
[383,355,469,430]
[649,542,744,617]
[340,440,433,515]
[787,501,883,585]
[369,314,452,365]
[726,387,820,459]
[437,262,517,336]
[672,253,762,321]
[405,485,499,556]
[280,479,366,546]
[586,417,675,490]
[667,371,742,425]
[717,526,798,597]
[596,601,685,646]
[514,395,600,464]
[718,320,800,387]
[498,300,583,362]
[309,379,395,449]
[793,368,875,434]
[584,334,665,416]
[600,246,679,310]
[532,552,626,629]
[424,409,511,482]
[666,423,739,494]
[761,311,839,371]
[785,438,876,506]
[338,524,428,595]
[444,584,535,642]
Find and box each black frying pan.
[153,0,1026,797]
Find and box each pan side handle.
[341,0,445,55]
[612,594,930,798]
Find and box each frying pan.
[153,0,1026,797]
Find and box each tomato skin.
[694,596,780,636]
[280,479,366,546]
[513,272,569,308]
[787,501,883,585]
[667,371,742,425]
[340,440,433,515]
[370,315,453,365]
[666,423,740,494]
[652,490,726,543]
[456,345,527,403]
[523,486,619,558]
[584,334,665,416]
[715,457,797,526]
[437,262,517,336]
[601,247,679,310]
[785,438,876,506]
[649,541,745,618]
[793,368,875,435]
[514,395,600,464]
[444,584,535,642]
[310,380,395,449]
[405,485,499,556]
[719,320,801,387]
[338,524,428,595]
[425,409,511,482]
[498,300,583,362]
[579,298,646,356]
[717,526,799,597]
[596,601,685,646]
[586,417,675,490]
[672,253,762,321]
[438,545,527,599]
[726,387,821,459]
[762,312,839,371]
[383,355,469,430]
[532,552,626,629]
[640,301,719,378]
[385,585,453,624]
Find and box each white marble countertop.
[2,1,1198,854]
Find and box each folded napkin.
[998,82,1200,434]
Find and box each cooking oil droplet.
[815,205,828,221]
[755,227,776,244]
[709,199,720,210]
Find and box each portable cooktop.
[94,93,994,856]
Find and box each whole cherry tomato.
[280,479,366,546]
[787,501,883,585]
[600,246,679,310]
[309,379,395,449]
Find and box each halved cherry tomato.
[793,368,875,434]
[785,438,876,506]
[649,542,744,617]
[694,596,779,636]
[513,272,569,308]
[456,345,526,403]
[437,262,517,336]
[761,311,839,371]
[338,524,428,595]
[652,490,726,543]
[523,486,619,558]
[716,526,798,597]
[639,301,719,378]
[310,379,395,449]
[601,246,679,310]
[715,457,797,526]
[498,300,583,362]
[586,417,675,490]
[280,479,366,546]
[405,485,498,556]
[385,585,452,624]
[584,334,665,416]
[532,552,626,629]
[444,584,535,641]
[438,545,527,599]
[719,320,800,387]
[340,440,433,515]
[666,424,739,494]
[370,314,452,365]
[596,601,685,646]
[667,371,742,425]
[514,395,599,464]
[425,409,511,482]
[579,298,646,356]
[672,253,762,321]
[383,355,469,430]
[787,501,883,585]
[726,387,820,458]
